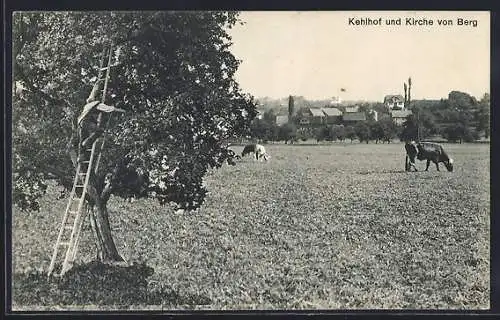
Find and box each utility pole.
[416,110,420,142]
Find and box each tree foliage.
[330,125,346,141]
[314,125,345,142]
[250,118,276,143]
[447,91,478,110]
[345,126,357,142]
[354,122,371,143]
[315,126,328,142]
[278,123,298,144]
[297,128,312,142]
[400,115,418,142]
[263,109,277,123]
[442,124,479,143]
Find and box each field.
[11,142,490,310]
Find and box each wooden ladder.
[47,45,114,277]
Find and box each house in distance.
[384,95,405,110]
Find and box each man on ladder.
[69,80,125,167]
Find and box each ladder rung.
[81,161,90,164]
[78,172,87,175]
[59,242,70,246]
[64,225,74,230]
[75,185,85,188]
[99,67,111,71]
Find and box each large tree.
[440,91,477,142]
[447,90,478,110]
[13,12,256,263]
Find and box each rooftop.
[309,108,325,117]
[321,107,342,116]
[391,110,413,118]
[384,95,405,103]
[344,106,359,113]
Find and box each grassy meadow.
[11,142,490,310]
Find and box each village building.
[384,95,405,110]
[321,107,342,125]
[261,102,387,128]
[344,106,360,113]
[390,109,412,126]
[301,108,325,125]
[342,112,366,125]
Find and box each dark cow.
[405,141,454,172]
[241,144,269,161]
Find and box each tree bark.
[89,198,124,263]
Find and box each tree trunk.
[89,199,124,263]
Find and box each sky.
[227,11,490,102]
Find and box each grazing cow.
[241,144,269,161]
[405,141,454,172]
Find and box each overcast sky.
[227,11,490,102]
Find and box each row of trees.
[250,117,399,144]
[313,119,398,143]
[402,91,490,143]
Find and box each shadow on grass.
[12,261,211,308]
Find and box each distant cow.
[241,144,269,161]
[405,141,454,172]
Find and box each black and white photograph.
[10,10,490,311]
